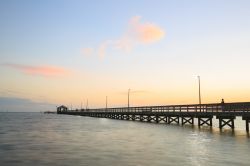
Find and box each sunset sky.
[1,0,250,111]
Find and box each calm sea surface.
[0,112,250,166]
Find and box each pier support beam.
[216,115,235,130]
[158,116,167,123]
[135,115,140,121]
[168,116,179,124]
[181,117,194,126]
[115,114,119,119]
[147,115,157,122]
[197,116,213,127]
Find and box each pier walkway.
[57,102,250,132]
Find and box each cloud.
[2,63,71,77]
[113,16,166,53]
[129,16,165,44]
[82,16,165,58]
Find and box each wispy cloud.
[2,63,71,77]
[82,16,165,58]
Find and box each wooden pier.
[57,102,250,132]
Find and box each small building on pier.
[57,105,68,113]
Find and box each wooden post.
[140,115,143,121]
[132,115,135,121]
[147,115,151,122]
[246,119,249,132]
[156,115,159,123]
[232,119,235,129]
[219,119,222,129]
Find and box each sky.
[1,0,250,111]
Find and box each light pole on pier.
[197,76,202,112]
[86,99,88,110]
[106,96,108,110]
[128,89,131,110]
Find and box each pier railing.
[71,102,250,113]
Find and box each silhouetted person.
[221,98,225,112]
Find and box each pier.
[57,102,250,132]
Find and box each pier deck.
[57,102,250,132]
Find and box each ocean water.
[0,112,250,166]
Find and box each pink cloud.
[3,63,71,77]
[129,16,165,44]
[113,16,165,53]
